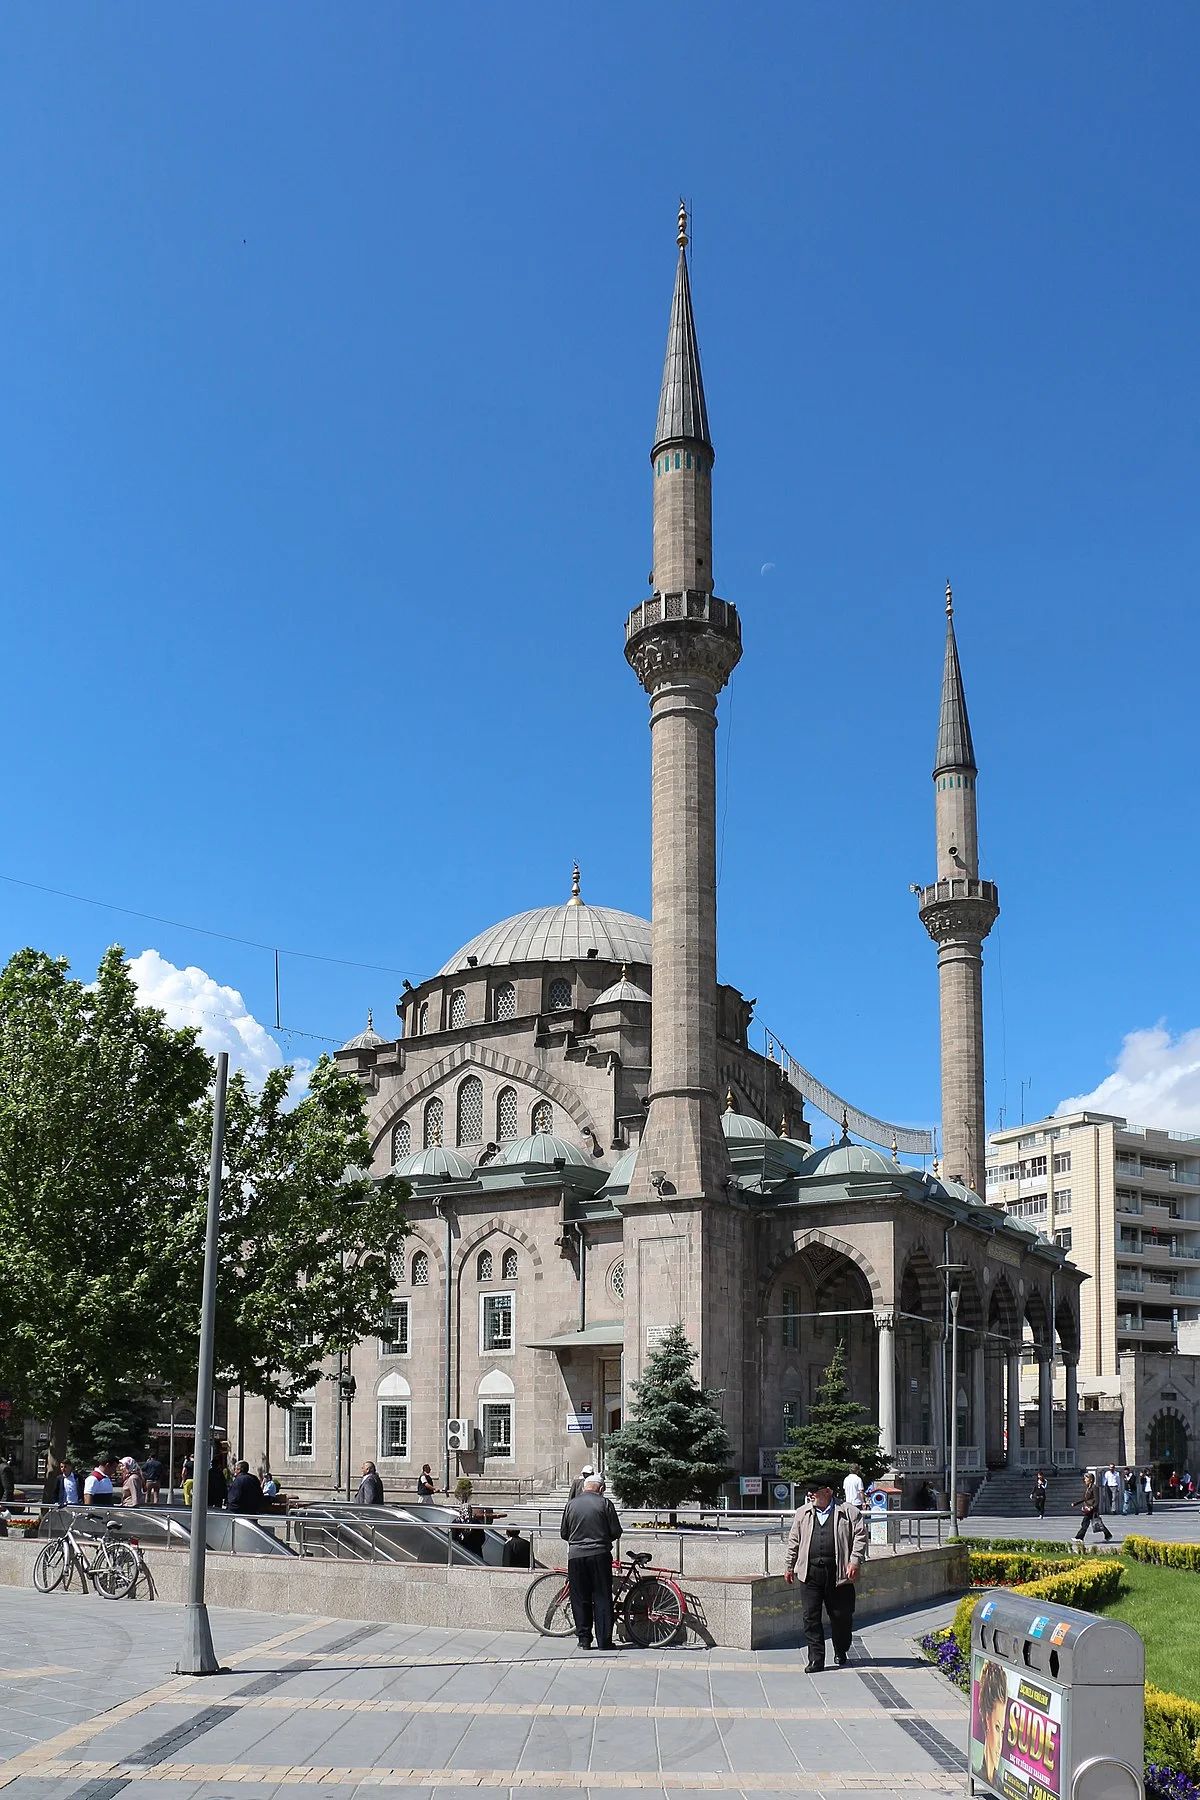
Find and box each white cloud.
[1056,1025,1200,1133]
[127,949,312,1096]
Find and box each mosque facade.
[251,213,1084,1500]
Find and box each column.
[971,1340,986,1466]
[929,1329,945,1465]
[1006,1350,1021,1468]
[877,1313,897,1460]
[1037,1351,1053,1454]
[1065,1360,1078,1459]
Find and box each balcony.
[1117,1275,1146,1294]
[1171,1244,1200,1262]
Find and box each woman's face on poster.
[982,1694,1006,1778]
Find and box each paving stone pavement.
[0,1588,969,1800]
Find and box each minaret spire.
[649,204,714,595]
[653,204,712,459]
[917,583,999,1193]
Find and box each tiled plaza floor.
[0,1586,971,1800]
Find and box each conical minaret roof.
[652,204,712,457]
[934,585,977,775]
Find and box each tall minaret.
[917,584,999,1193]
[625,203,741,1206]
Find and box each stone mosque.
[251,209,1084,1500]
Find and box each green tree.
[777,1343,886,1488]
[68,1393,160,1471]
[604,1324,732,1517]
[0,947,212,1470]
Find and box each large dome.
[438,900,651,977]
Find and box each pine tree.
[604,1324,732,1518]
[777,1343,886,1488]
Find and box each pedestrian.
[207,1450,227,1511]
[119,1458,146,1506]
[1185,1469,1194,1498]
[42,1459,80,1507]
[226,1460,265,1512]
[1121,1467,1138,1515]
[355,1461,385,1504]
[84,1455,117,1506]
[842,1464,865,1514]
[1169,1469,1180,1497]
[0,1456,15,1503]
[143,1452,164,1505]
[559,1473,623,1651]
[1142,1468,1154,1515]
[1073,1471,1112,1543]
[1101,1463,1120,1514]
[783,1474,869,1673]
[261,1468,278,1499]
[1031,1470,1048,1518]
[501,1527,532,1567]
[567,1464,596,1501]
[452,1498,486,1557]
[417,1463,437,1503]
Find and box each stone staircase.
[968,1467,1080,1518]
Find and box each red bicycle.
[523,1549,686,1647]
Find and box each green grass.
[1096,1559,1200,1702]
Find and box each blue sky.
[2,5,1198,1139]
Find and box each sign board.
[566,1411,593,1433]
[739,1475,763,1497]
[970,1649,1063,1798]
[646,1325,670,1346]
[772,1482,792,1504]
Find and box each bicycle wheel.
[32,1539,67,1593]
[523,1571,576,1636]
[92,1540,139,1600]
[623,1575,685,1647]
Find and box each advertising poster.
[970,1649,1063,1800]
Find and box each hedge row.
[968,1552,1085,1587]
[951,1556,1126,1659]
[1124,1536,1200,1574]
[1145,1686,1200,1783]
[967,1537,1092,1557]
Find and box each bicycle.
[523,1549,686,1647]
[32,1514,143,1600]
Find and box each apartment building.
[987,1111,1200,1398]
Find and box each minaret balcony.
[917,876,1000,945]
[625,591,742,694]
[625,589,740,640]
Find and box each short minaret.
[625,204,741,1202]
[918,585,999,1193]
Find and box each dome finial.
[432,1121,442,1148]
[725,1086,736,1113]
[621,962,628,982]
[945,579,953,618]
[780,1112,789,1137]
[840,1108,851,1145]
[890,1132,899,1160]
[367,1008,373,1032]
[567,862,583,907]
[677,199,688,249]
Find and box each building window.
[481,1401,513,1458]
[609,1258,625,1300]
[457,1075,483,1146]
[379,1299,410,1356]
[423,1097,443,1148]
[482,1292,514,1352]
[1053,1151,1072,1175]
[378,1402,409,1460]
[548,978,572,1012]
[782,1398,801,1442]
[392,1120,411,1165]
[477,1249,494,1282]
[1054,1189,1072,1215]
[781,1288,801,1349]
[497,1086,518,1140]
[502,1247,518,1282]
[412,1250,430,1286]
[1054,1228,1073,1251]
[286,1405,314,1459]
[448,989,467,1030]
[532,1100,553,1135]
[417,1001,429,1035]
[493,982,516,1022]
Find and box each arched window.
[477,1249,494,1282]
[548,978,572,1012]
[412,1250,430,1286]
[448,989,467,1029]
[417,1001,429,1035]
[391,1120,411,1165]
[493,982,516,1022]
[502,1247,518,1282]
[496,1086,518,1141]
[457,1075,483,1146]
[532,1100,553,1135]
[423,1097,443,1149]
[609,1258,625,1300]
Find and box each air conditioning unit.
[446,1418,472,1453]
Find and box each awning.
[525,1322,624,1350]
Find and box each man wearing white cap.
[568,1465,595,1500]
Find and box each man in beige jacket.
[783,1475,869,1671]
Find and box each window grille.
[609,1259,625,1300]
[493,982,516,1022]
[532,1101,553,1135]
[379,1300,410,1356]
[392,1119,411,1164]
[481,1402,513,1457]
[457,1076,483,1145]
[412,1250,430,1286]
[417,1001,429,1035]
[379,1403,409,1460]
[497,1086,518,1140]
[477,1249,494,1282]
[423,1097,443,1148]
[548,978,572,1012]
[287,1406,314,1458]
[781,1288,801,1349]
[449,989,467,1030]
[483,1293,513,1351]
[502,1248,518,1281]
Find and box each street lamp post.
[341,1371,357,1502]
[938,1261,969,1542]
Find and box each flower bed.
[1124,1536,1200,1575]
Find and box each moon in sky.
[760,561,776,576]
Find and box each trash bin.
[969,1588,1144,1799]
[869,1484,900,1547]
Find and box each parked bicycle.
[524,1549,685,1647]
[32,1514,154,1600]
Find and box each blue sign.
[1029,1615,1050,1639]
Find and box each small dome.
[722,1108,778,1143]
[341,1009,384,1052]
[498,1132,593,1169]
[593,964,651,1007]
[800,1140,902,1178]
[393,1144,475,1181]
[599,1147,638,1194]
[437,869,651,976]
[939,1174,986,1207]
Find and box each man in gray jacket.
[559,1474,622,1650]
[784,1475,869,1671]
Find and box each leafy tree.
[777,1343,886,1488]
[0,947,212,1470]
[604,1324,732,1518]
[68,1393,161,1471]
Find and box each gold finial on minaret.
[725,1086,736,1112]
[945,579,954,618]
[677,200,688,249]
[568,862,583,906]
